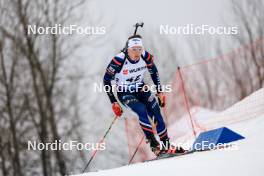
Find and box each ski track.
[73,88,264,176]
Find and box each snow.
[73,88,264,176]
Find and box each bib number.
[126,75,141,83]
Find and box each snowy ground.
[73,88,264,176]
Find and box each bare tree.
[0,0,88,175]
[177,0,264,112]
[231,0,264,89]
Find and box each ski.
[145,144,234,162]
[145,150,195,162]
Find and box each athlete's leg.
[117,92,154,139]
[137,90,186,154]
[137,90,169,141]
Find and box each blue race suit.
[103,50,168,140]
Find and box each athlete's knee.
[135,104,148,117]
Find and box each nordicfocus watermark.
[27,140,106,151]
[161,141,238,151]
[93,82,172,93]
[27,24,106,35]
[160,24,238,35]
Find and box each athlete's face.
[128,46,143,61]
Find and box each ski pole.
[128,136,145,164]
[124,117,132,160]
[128,114,158,164]
[82,116,118,173]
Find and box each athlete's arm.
[143,51,162,92]
[103,56,123,103]
[143,51,166,107]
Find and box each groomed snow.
[73,88,264,176]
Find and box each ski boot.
[160,137,186,154]
[146,134,161,156]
